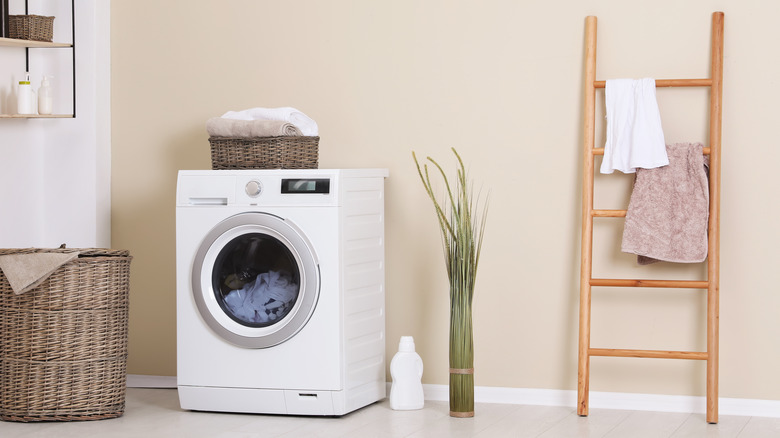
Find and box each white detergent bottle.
[389,336,424,410]
[38,75,53,115]
[17,72,34,115]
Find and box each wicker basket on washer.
[209,136,319,169]
[0,248,132,422]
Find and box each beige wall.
[111,0,780,401]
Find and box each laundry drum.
[191,212,319,349]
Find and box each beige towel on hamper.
[206,118,302,138]
[0,251,79,294]
[621,143,709,265]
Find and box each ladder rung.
[594,78,713,88]
[590,348,708,360]
[593,147,711,155]
[593,209,626,217]
[590,278,709,288]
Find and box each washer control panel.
[178,170,387,208]
[236,173,338,206]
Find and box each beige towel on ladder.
[621,142,709,264]
[0,251,79,294]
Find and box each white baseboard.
[415,384,780,419]
[132,376,779,419]
[127,374,177,388]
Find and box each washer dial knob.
[245,180,262,197]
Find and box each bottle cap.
[398,336,416,352]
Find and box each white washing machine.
[176,168,388,416]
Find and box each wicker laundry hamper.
[0,248,132,422]
[209,136,319,169]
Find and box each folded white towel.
[206,118,302,138]
[222,107,319,136]
[600,78,668,174]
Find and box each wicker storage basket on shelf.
[8,15,54,42]
[0,248,132,422]
[209,136,319,169]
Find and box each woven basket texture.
[209,136,319,169]
[0,248,132,422]
[8,15,54,42]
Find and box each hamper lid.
[0,247,132,295]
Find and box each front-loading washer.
[176,168,388,416]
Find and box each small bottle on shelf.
[38,75,53,115]
[17,72,35,115]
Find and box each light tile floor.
[0,388,778,437]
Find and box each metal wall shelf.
[1,0,75,118]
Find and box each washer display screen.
[281,178,330,194]
[211,233,301,328]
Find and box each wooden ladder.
[577,12,724,424]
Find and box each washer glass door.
[192,213,319,348]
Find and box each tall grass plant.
[413,148,488,417]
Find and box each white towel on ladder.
[600,78,668,174]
